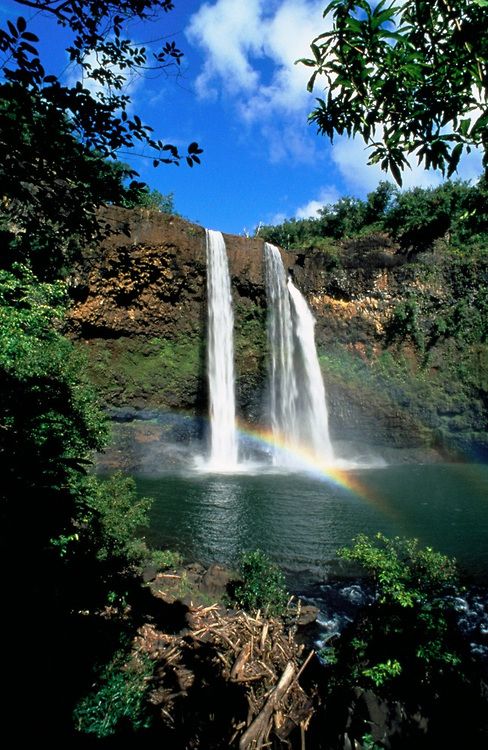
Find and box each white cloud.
[187,0,486,182]
[239,0,328,120]
[331,135,443,193]
[186,0,264,99]
[266,211,287,227]
[295,187,341,218]
[331,134,484,195]
[186,0,327,140]
[65,48,142,106]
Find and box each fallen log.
[231,642,252,680]
[239,661,295,750]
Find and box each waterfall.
[264,242,298,461]
[264,242,334,466]
[287,278,334,463]
[206,229,238,468]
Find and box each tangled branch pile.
[135,602,316,748]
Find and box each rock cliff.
[68,206,487,458]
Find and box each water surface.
[137,463,488,583]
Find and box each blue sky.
[1,0,484,234]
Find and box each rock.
[67,206,486,455]
[296,604,320,627]
[142,564,158,583]
[200,564,233,598]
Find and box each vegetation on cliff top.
[257,179,488,255]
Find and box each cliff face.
[68,207,487,458]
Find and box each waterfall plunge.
[287,277,334,463]
[206,229,238,469]
[264,242,299,458]
[264,242,334,467]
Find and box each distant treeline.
[257,179,488,255]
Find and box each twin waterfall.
[205,229,239,470]
[205,231,333,470]
[265,243,334,466]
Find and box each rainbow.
[151,409,400,521]
[235,420,400,522]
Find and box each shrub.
[230,550,288,617]
[74,650,153,737]
[338,532,458,607]
[83,473,153,566]
[332,534,463,692]
[150,548,183,570]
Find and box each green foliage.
[0,2,201,166]
[0,266,156,603]
[122,187,177,214]
[149,548,183,570]
[0,87,136,279]
[0,2,201,279]
[74,650,154,737]
[0,267,107,544]
[83,473,153,566]
[0,4,202,736]
[361,733,383,750]
[330,534,464,698]
[384,299,424,350]
[301,0,488,182]
[385,180,478,251]
[362,658,402,687]
[231,550,289,617]
[256,179,488,255]
[338,533,458,607]
[84,335,201,407]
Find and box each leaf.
[470,110,488,136]
[20,31,39,42]
[345,17,362,34]
[310,42,321,62]
[447,143,463,178]
[19,42,37,56]
[323,0,341,17]
[307,71,318,92]
[389,158,403,186]
[299,58,316,68]
[16,16,26,33]
[371,7,398,31]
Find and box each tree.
[0,1,201,167]
[0,3,195,736]
[300,0,488,184]
[0,1,201,277]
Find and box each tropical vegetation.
[301,0,488,183]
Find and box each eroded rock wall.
[68,207,487,456]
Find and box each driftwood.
[239,661,295,749]
[134,603,315,747]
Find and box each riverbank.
[72,557,488,748]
